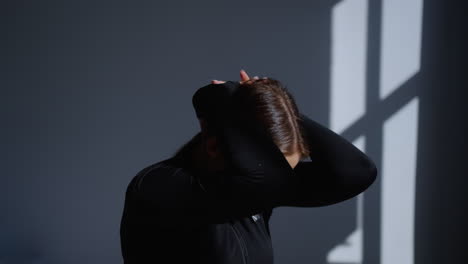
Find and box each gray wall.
[2,0,466,263]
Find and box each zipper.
[229,223,249,264]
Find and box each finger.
[240,79,255,85]
[253,76,259,79]
[240,69,250,82]
[211,80,226,84]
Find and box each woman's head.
[196,78,310,170]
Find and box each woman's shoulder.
[124,156,202,210]
[126,156,191,194]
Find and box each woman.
[119,70,378,264]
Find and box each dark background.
[2,0,467,263]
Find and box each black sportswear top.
[119,80,378,263]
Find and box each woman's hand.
[211,69,262,85]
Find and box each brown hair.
[173,78,310,162]
[233,78,310,160]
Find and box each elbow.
[342,157,378,198]
[361,156,378,187]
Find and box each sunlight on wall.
[327,0,423,263]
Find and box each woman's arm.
[198,80,378,209]
[134,79,377,228]
[280,113,378,207]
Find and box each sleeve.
[193,80,378,209]
[278,113,378,207]
[134,81,378,228]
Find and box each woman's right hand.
[211,69,261,85]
